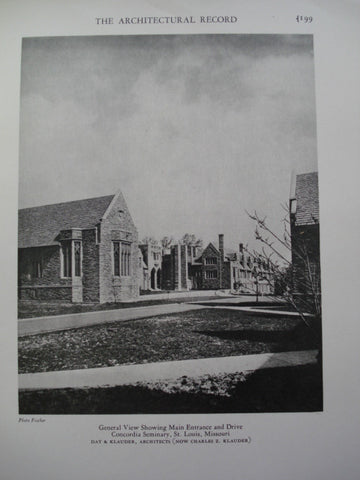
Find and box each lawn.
[19,364,323,414]
[18,308,321,374]
[18,296,231,319]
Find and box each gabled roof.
[294,172,319,226]
[199,242,238,263]
[18,195,115,248]
[213,242,238,261]
[201,242,220,256]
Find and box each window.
[74,241,81,277]
[122,243,131,276]
[113,242,120,276]
[113,242,131,276]
[32,259,43,278]
[61,241,82,277]
[205,270,217,279]
[62,242,72,277]
[205,257,217,265]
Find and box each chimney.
[239,243,244,253]
[218,234,224,289]
[218,234,224,261]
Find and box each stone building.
[18,190,139,303]
[235,244,274,295]
[160,234,274,294]
[161,243,199,291]
[290,172,321,310]
[189,235,273,294]
[139,241,162,290]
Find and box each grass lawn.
[18,308,321,374]
[18,296,231,319]
[19,364,323,414]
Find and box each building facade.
[189,235,274,294]
[139,241,163,290]
[161,243,196,291]
[161,234,274,294]
[18,190,139,303]
[290,172,321,311]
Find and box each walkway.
[18,294,278,337]
[128,289,232,302]
[212,306,313,316]
[19,350,318,391]
[192,295,279,305]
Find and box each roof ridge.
[19,194,117,248]
[19,194,115,212]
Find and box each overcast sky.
[19,34,317,253]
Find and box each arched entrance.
[150,268,156,290]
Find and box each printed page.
[0,0,359,479]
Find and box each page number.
[296,15,313,23]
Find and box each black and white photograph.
[17,34,322,414]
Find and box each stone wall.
[19,286,73,301]
[161,253,173,290]
[201,244,221,290]
[173,244,181,290]
[221,261,231,289]
[81,229,100,302]
[99,192,139,303]
[180,245,189,290]
[18,245,73,301]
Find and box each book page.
[1,0,359,479]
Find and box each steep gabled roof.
[213,242,237,262]
[201,242,220,256]
[199,242,237,263]
[294,172,319,226]
[18,195,115,248]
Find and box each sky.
[19,34,318,254]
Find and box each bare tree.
[246,207,321,324]
[181,233,203,248]
[141,236,158,246]
[160,236,174,250]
